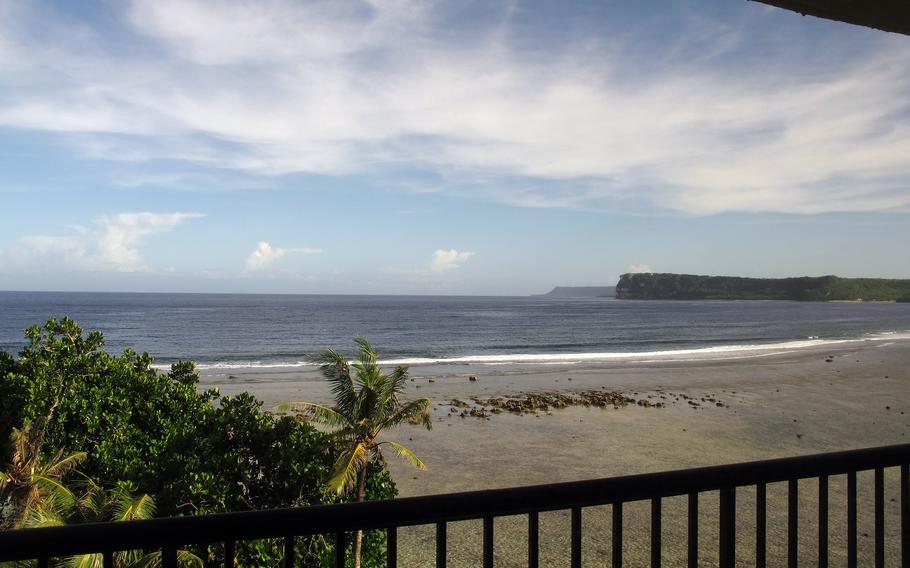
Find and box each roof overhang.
[753,0,910,35]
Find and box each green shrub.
[0,318,397,567]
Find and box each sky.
[1,0,909,295]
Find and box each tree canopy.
[0,318,399,567]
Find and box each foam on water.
[167,331,910,371]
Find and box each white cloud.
[628,264,653,274]
[430,249,474,273]
[4,212,203,272]
[245,241,321,270]
[1,2,909,214]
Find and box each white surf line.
[155,331,910,370]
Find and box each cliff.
[615,273,910,301]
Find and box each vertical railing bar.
[848,471,857,568]
[103,550,114,568]
[902,464,909,568]
[688,492,698,568]
[483,515,494,568]
[335,532,346,568]
[756,482,767,568]
[528,511,539,568]
[819,474,829,568]
[37,557,49,568]
[571,506,582,568]
[284,535,294,568]
[719,487,735,568]
[612,502,623,568]
[387,526,398,568]
[163,546,178,568]
[224,541,235,568]
[876,467,885,568]
[436,521,447,568]
[788,479,798,568]
[651,497,662,568]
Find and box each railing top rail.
[2,443,908,561]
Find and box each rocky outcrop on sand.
[445,389,729,419]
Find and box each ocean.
[1,291,909,370]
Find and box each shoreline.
[197,335,909,408]
[189,330,910,378]
[198,337,910,566]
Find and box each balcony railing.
[1,443,908,567]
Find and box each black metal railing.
[1,443,909,567]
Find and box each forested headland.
[616,273,910,301]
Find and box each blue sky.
[1,0,909,295]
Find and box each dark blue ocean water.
[0,292,908,368]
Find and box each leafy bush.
[0,318,397,567]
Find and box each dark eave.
[753,0,910,36]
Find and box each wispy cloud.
[430,249,474,273]
[628,264,653,274]
[1,212,203,272]
[245,241,321,271]
[1,1,909,214]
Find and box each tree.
[65,486,202,568]
[1,319,399,567]
[0,421,85,529]
[280,338,432,568]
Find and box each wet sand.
[201,338,910,566]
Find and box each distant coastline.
[615,273,910,302]
[534,286,616,298]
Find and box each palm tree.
[1,424,200,568]
[63,485,202,568]
[0,421,86,530]
[279,338,432,568]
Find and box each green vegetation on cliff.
[615,273,910,301]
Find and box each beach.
[201,337,910,566]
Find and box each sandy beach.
[201,337,910,566]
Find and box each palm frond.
[75,478,106,520]
[381,365,409,401]
[18,503,66,529]
[381,441,427,471]
[129,550,204,568]
[381,398,432,431]
[354,386,380,427]
[275,402,349,430]
[114,492,156,522]
[326,442,368,495]
[43,451,87,478]
[63,553,104,568]
[31,475,78,510]
[354,337,378,369]
[308,348,357,416]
